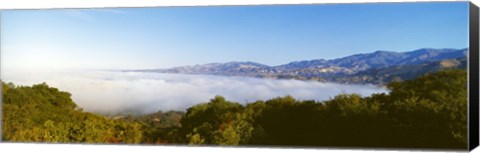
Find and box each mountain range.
[127,48,467,85]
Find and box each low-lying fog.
[2,70,389,114]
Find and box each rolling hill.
[128,48,467,84]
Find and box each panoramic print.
[1,2,469,149]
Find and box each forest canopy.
[1,69,467,149]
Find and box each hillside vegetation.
[1,83,143,143]
[1,69,467,149]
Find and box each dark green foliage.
[178,96,252,145]
[251,96,324,146]
[121,111,185,144]
[2,82,143,144]
[2,69,467,149]
[176,69,467,149]
[380,69,467,148]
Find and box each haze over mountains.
[128,48,467,84]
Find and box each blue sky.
[1,2,469,70]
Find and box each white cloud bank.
[2,70,388,114]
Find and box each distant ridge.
[128,48,467,84]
